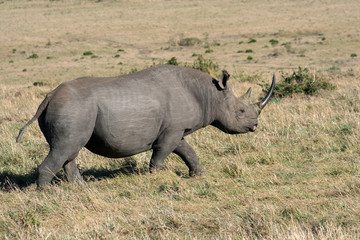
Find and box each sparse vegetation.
[248,38,257,43]
[178,37,201,46]
[247,55,253,61]
[350,53,357,58]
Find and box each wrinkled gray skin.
[17,65,275,189]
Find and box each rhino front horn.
[258,74,275,109]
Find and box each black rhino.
[17,65,275,188]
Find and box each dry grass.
[1,0,360,239]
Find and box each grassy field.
[1,0,360,239]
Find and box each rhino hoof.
[189,168,205,177]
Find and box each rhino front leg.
[173,138,204,177]
[149,130,183,173]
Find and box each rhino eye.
[236,109,246,119]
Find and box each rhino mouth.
[249,124,257,132]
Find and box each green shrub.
[188,55,219,75]
[248,38,257,43]
[260,67,336,98]
[33,81,46,86]
[350,53,357,58]
[247,56,253,61]
[205,48,214,54]
[166,57,178,66]
[245,49,253,53]
[83,51,93,56]
[269,39,279,46]
[27,53,39,59]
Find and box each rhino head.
[212,70,275,134]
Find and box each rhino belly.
[84,109,163,158]
[85,132,154,158]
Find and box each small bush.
[27,53,39,59]
[166,57,178,66]
[12,49,16,53]
[205,48,214,54]
[245,49,253,53]
[114,54,120,58]
[118,49,125,52]
[129,68,138,74]
[248,38,257,43]
[33,81,46,86]
[178,37,201,46]
[83,51,93,56]
[350,53,357,58]
[269,39,279,46]
[260,67,336,98]
[247,56,253,61]
[188,55,219,75]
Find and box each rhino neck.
[195,78,223,128]
[208,88,235,131]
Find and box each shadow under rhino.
[0,157,141,191]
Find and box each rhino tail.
[16,91,54,143]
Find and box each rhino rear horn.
[218,70,230,90]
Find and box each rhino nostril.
[252,124,257,132]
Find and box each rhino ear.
[218,70,230,90]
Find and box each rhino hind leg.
[63,159,84,184]
[173,139,204,177]
[37,144,84,189]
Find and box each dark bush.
[260,67,336,98]
[166,57,178,66]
